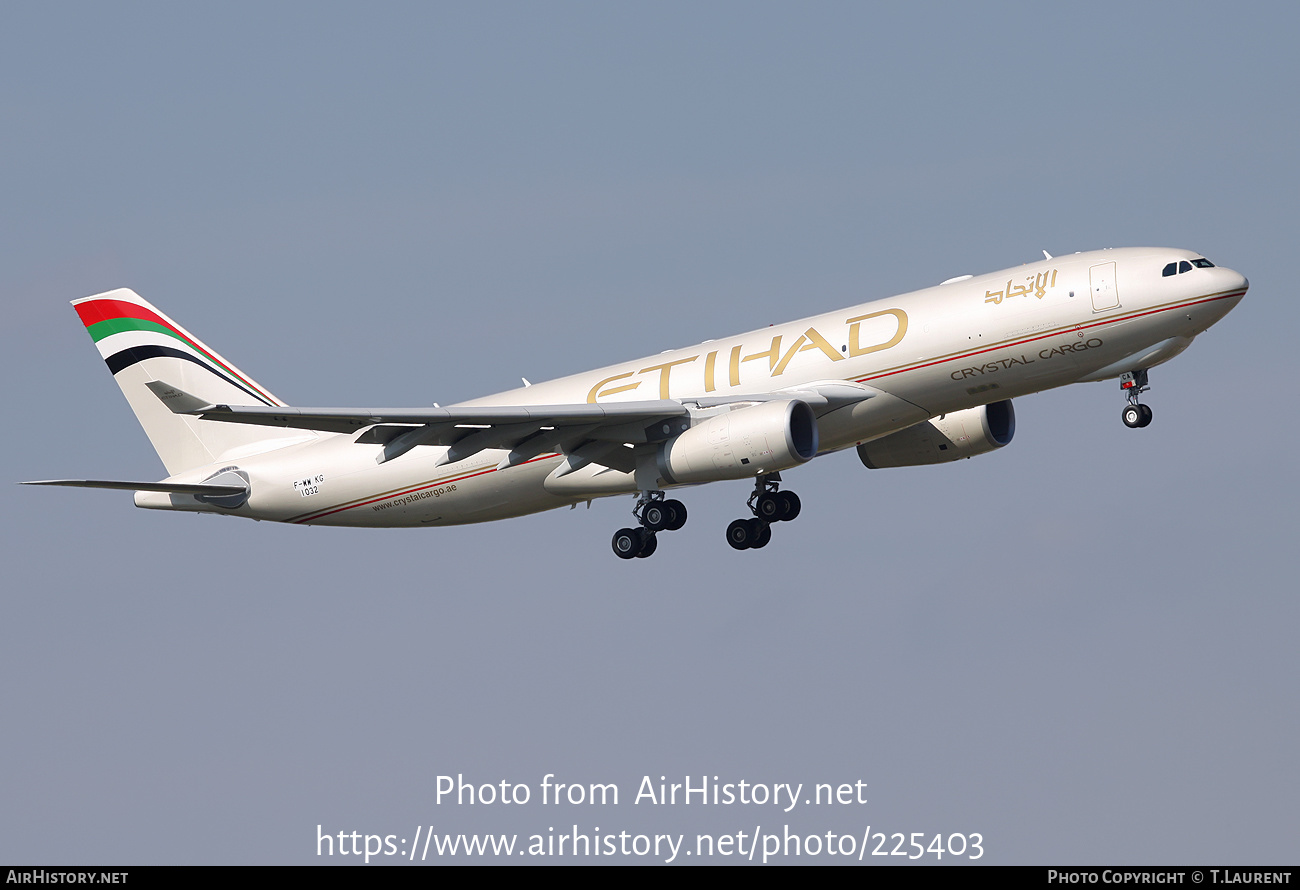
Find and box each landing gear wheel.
[642,503,671,532]
[612,527,642,559]
[778,491,801,522]
[1119,370,1153,430]
[755,492,782,521]
[635,530,658,558]
[663,499,687,531]
[726,519,753,550]
[731,474,797,550]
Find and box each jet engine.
[857,400,1015,469]
[658,399,818,484]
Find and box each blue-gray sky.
[4,1,1296,864]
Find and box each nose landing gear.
[1120,369,1153,428]
[726,473,801,551]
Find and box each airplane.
[26,247,1247,559]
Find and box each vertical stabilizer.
[73,288,313,475]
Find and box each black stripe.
[104,344,275,407]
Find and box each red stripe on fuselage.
[853,291,1245,384]
[291,454,559,524]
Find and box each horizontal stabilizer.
[22,479,248,496]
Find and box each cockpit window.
[1164,257,1216,278]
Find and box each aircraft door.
[1089,262,1120,312]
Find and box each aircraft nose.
[1215,267,1248,317]
[1223,267,1248,295]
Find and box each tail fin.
[74,288,313,475]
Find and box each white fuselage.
[139,247,1247,527]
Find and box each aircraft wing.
[191,400,690,433]
[148,379,875,470]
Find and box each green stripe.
[87,317,186,345]
[86,316,275,403]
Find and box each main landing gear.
[611,490,688,559]
[726,473,802,551]
[1120,369,1154,429]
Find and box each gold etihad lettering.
[986,269,1058,304]
[586,309,909,403]
[729,336,782,387]
[846,309,907,357]
[586,371,642,403]
[743,335,783,372]
[772,327,845,375]
[638,356,698,399]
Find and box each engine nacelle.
[658,399,819,484]
[857,400,1015,469]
